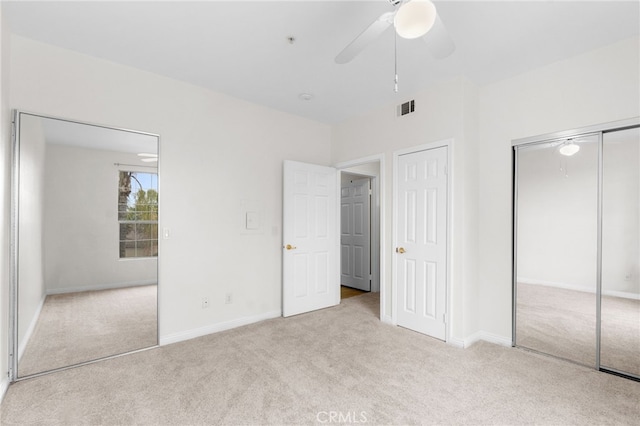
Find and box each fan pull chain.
[394,30,399,93]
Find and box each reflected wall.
[516,135,599,367]
[514,123,640,380]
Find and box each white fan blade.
[422,14,456,59]
[335,12,394,64]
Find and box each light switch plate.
[246,211,260,230]
[240,199,264,234]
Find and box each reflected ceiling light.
[394,0,437,39]
[558,140,580,156]
[138,152,158,162]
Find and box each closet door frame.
[511,117,640,379]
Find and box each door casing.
[335,155,386,320]
[340,176,372,292]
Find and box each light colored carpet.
[18,285,158,377]
[516,283,597,366]
[2,292,639,425]
[517,283,640,376]
[601,293,640,376]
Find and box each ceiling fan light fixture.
[558,141,580,156]
[138,152,158,162]
[394,0,437,40]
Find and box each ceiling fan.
[335,0,456,64]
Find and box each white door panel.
[340,177,371,291]
[396,147,447,339]
[283,161,338,317]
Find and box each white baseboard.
[605,289,640,300]
[159,310,281,346]
[46,280,157,295]
[18,295,46,362]
[381,314,394,325]
[449,331,512,349]
[475,331,512,347]
[447,337,465,348]
[0,376,9,405]
[518,277,640,300]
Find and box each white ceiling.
[4,1,640,124]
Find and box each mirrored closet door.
[601,127,640,377]
[11,111,160,379]
[515,134,599,367]
[514,121,640,380]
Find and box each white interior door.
[283,160,338,317]
[396,147,447,340]
[341,177,371,291]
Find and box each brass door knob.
[396,247,406,254]
[284,244,297,250]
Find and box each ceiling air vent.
[398,100,415,117]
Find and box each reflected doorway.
[338,160,381,318]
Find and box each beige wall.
[43,144,157,294]
[517,132,639,296]
[15,114,46,358]
[0,5,12,397]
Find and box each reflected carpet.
[517,283,640,376]
[18,285,157,377]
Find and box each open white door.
[396,147,448,340]
[283,160,339,317]
[341,177,371,291]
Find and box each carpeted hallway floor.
[2,292,639,425]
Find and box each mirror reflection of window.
[118,171,159,259]
[13,111,159,379]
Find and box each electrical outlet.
[202,297,209,309]
[225,293,233,304]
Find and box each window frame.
[118,169,159,259]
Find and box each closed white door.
[282,160,339,317]
[341,177,371,291]
[396,147,447,340]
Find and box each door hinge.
[442,313,448,324]
[444,165,448,176]
[369,188,372,195]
